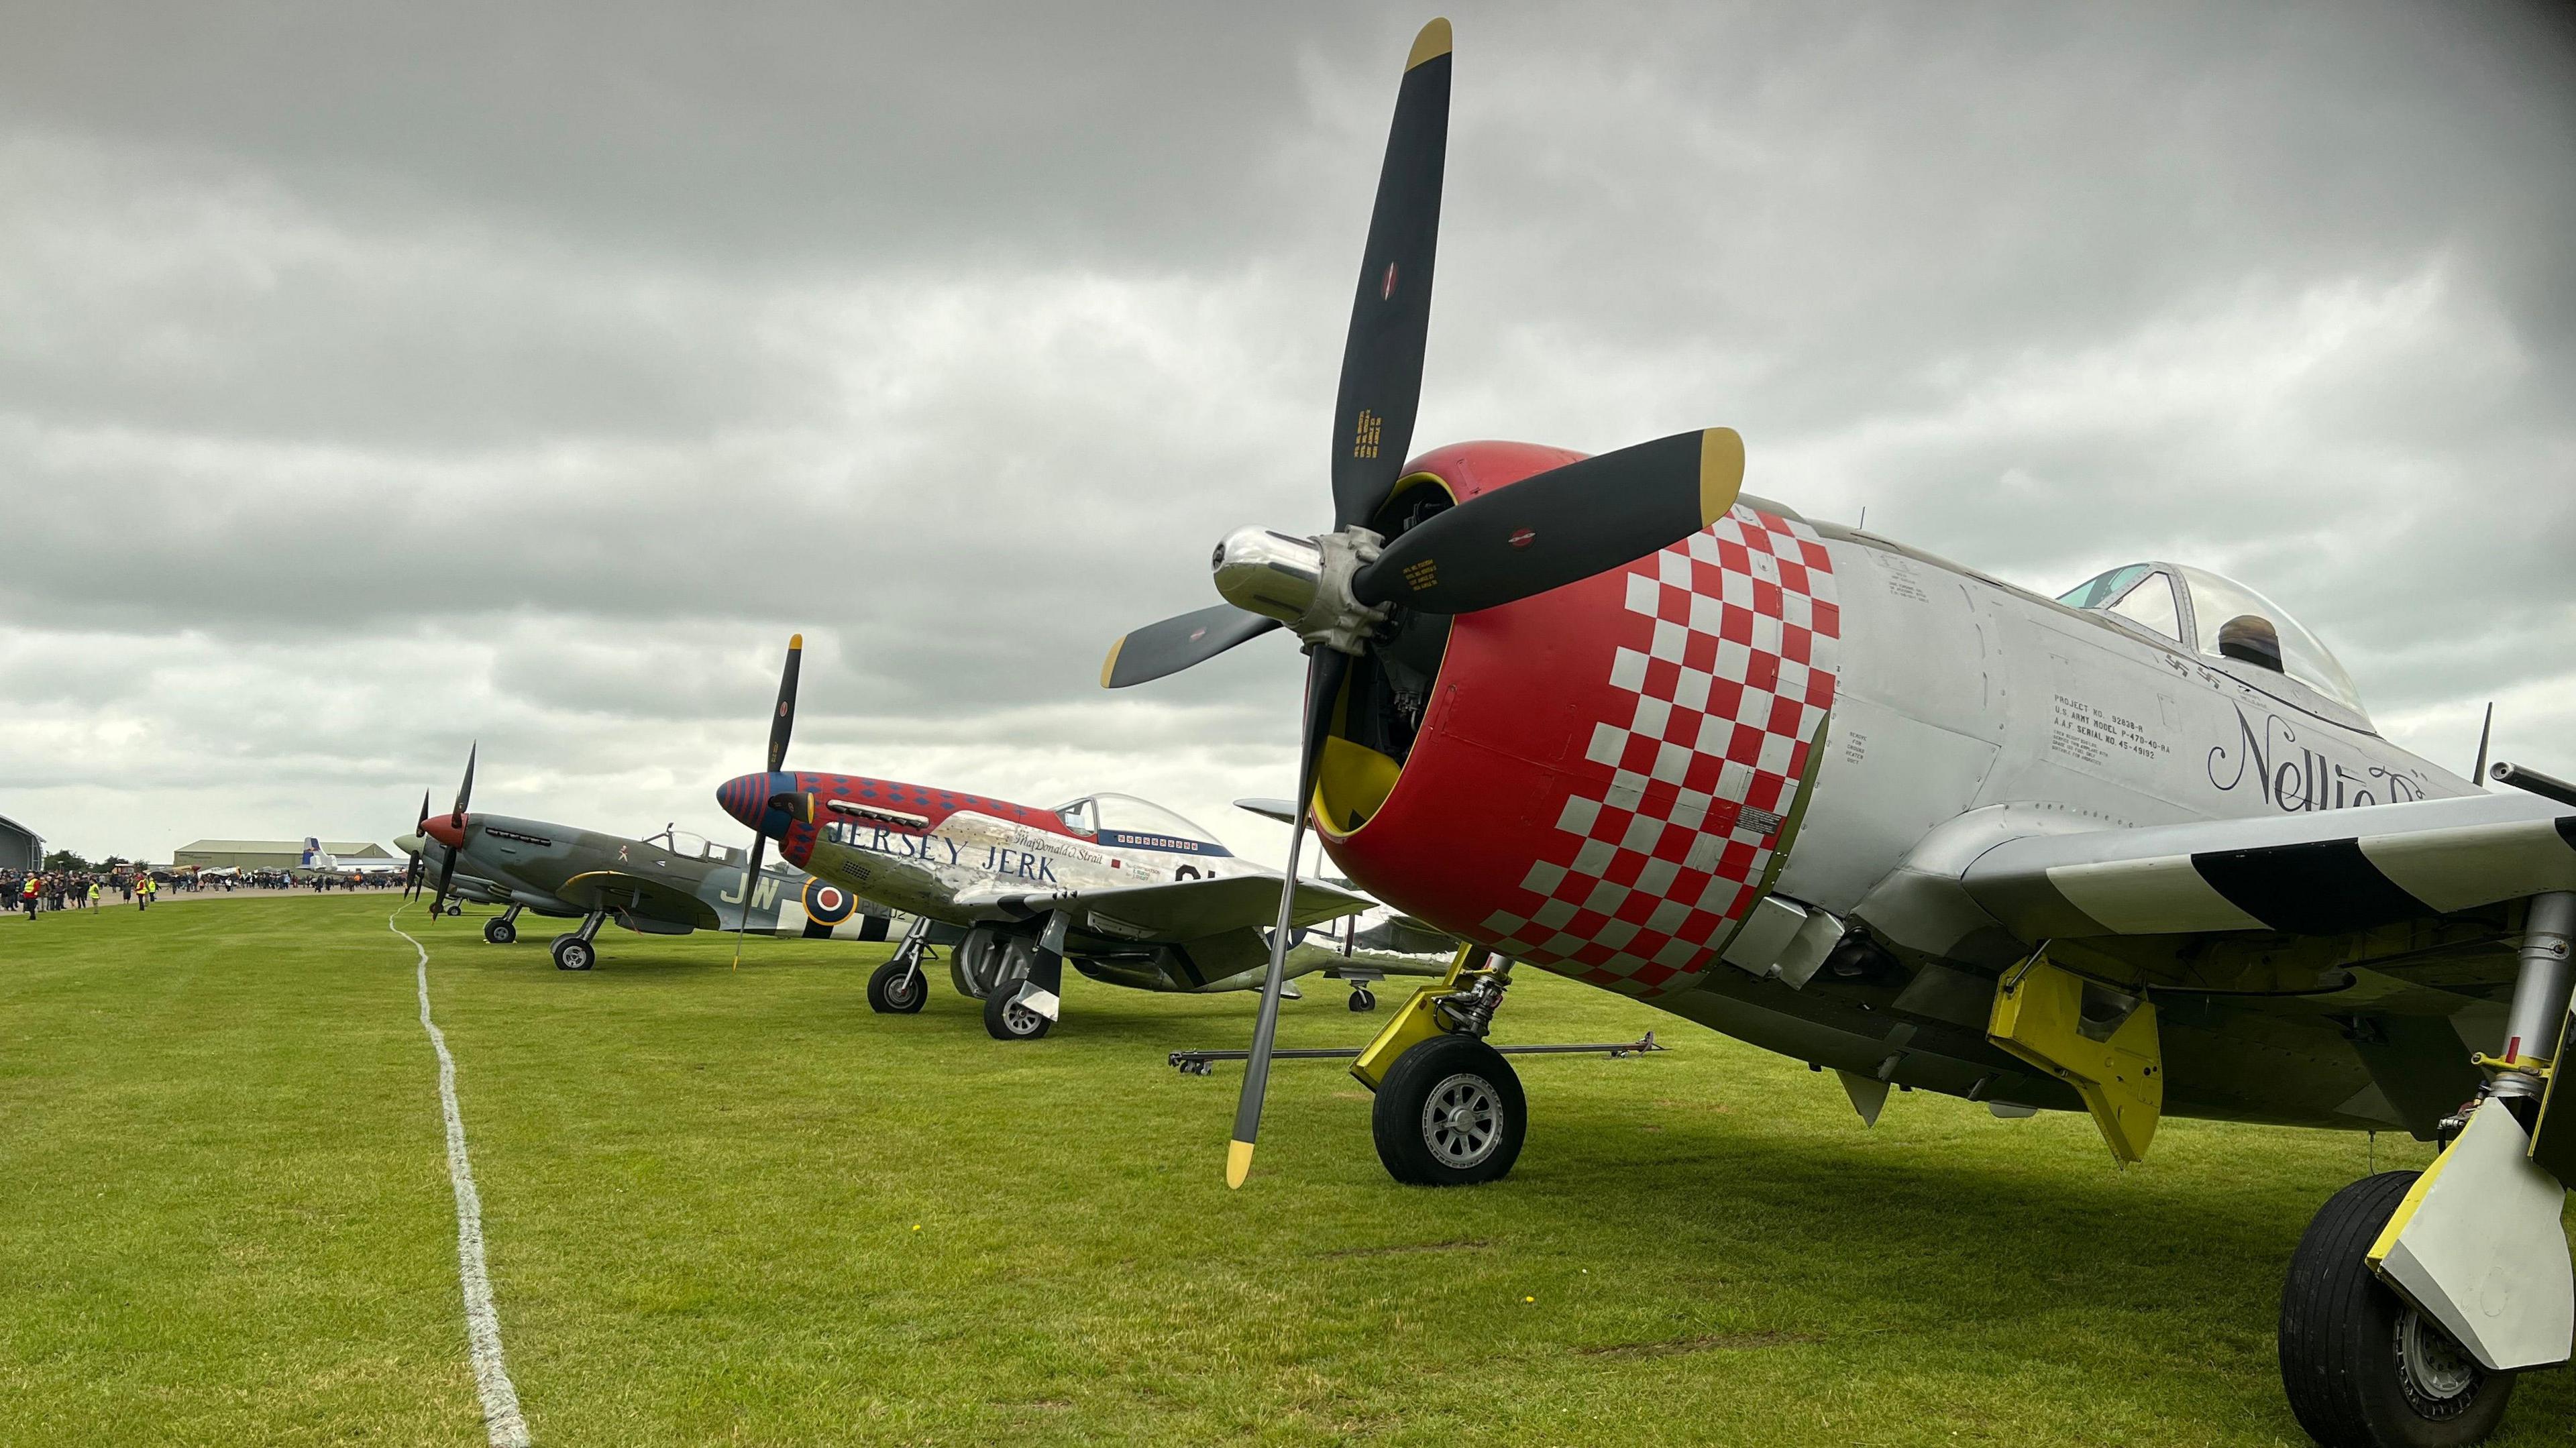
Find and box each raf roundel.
[801,877,855,926]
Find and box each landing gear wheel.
[868,960,926,1014]
[2279,1170,2515,1448]
[551,936,596,972]
[483,918,517,946]
[1371,1034,1525,1187]
[983,989,1051,1041]
[1347,986,1377,1012]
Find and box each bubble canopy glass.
[1050,793,1232,853]
[2057,561,2365,714]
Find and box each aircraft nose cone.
[422,816,466,849]
[717,773,792,830]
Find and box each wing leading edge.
[1961,793,2576,941]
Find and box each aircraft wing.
[555,870,723,930]
[963,872,1371,945]
[1960,792,2576,940]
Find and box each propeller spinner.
[1099,17,1746,1188]
[424,744,475,916]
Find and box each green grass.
[1,898,2568,1446]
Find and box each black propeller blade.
[429,745,473,916]
[1228,647,1352,1188]
[1102,604,1284,690]
[732,634,803,969]
[1330,18,1451,533]
[1352,427,1743,614]
[404,789,430,899]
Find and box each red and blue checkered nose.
[716,773,794,833]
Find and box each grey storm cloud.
[0,0,2570,862]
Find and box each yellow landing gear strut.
[1351,944,1490,1091]
[1988,948,2163,1164]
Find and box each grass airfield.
[3,897,2570,1447]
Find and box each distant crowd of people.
[5,864,407,919]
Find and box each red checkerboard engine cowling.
[1324,465,1839,1001]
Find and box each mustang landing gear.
[1356,949,1527,1186]
[983,989,1052,1041]
[2280,1172,2515,1448]
[867,920,932,1015]
[550,911,605,971]
[482,904,523,946]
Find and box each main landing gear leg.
[2279,891,2576,1448]
[867,918,932,1015]
[986,911,1070,1042]
[1350,948,1527,1187]
[551,911,605,972]
[484,904,524,946]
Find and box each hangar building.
[0,814,42,873]
[172,840,400,873]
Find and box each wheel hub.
[2395,1307,2480,1415]
[1421,1072,1501,1168]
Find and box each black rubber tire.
[2279,1170,2516,1448]
[983,988,1051,1041]
[551,936,596,972]
[1348,987,1377,1012]
[867,959,926,1014]
[483,919,517,946]
[1371,1034,1525,1187]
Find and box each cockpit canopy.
[2057,562,2365,715]
[643,828,743,867]
[1050,793,1234,856]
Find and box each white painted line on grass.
[392,910,533,1448]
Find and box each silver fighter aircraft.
[1104,19,2576,1447]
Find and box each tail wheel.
[2279,1170,2516,1448]
[1371,1034,1525,1186]
[983,989,1051,1041]
[867,959,926,1015]
[1347,986,1377,1012]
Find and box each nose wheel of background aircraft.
[2278,1170,2516,1448]
[1371,1034,1525,1186]
[1346,986,1377,1012]
[983,988,1051,1041]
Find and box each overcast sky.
[2,1,2571,864]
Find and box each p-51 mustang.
[400,751,896,970]
[710,641,1430,1039]
[1104,20,2576,1447]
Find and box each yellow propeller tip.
[1698,427,1746,527]
[1226,1139,1255,1189]
[1407,17,1452,69]
[1099,637,1124,689]
[788,632,804,650]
